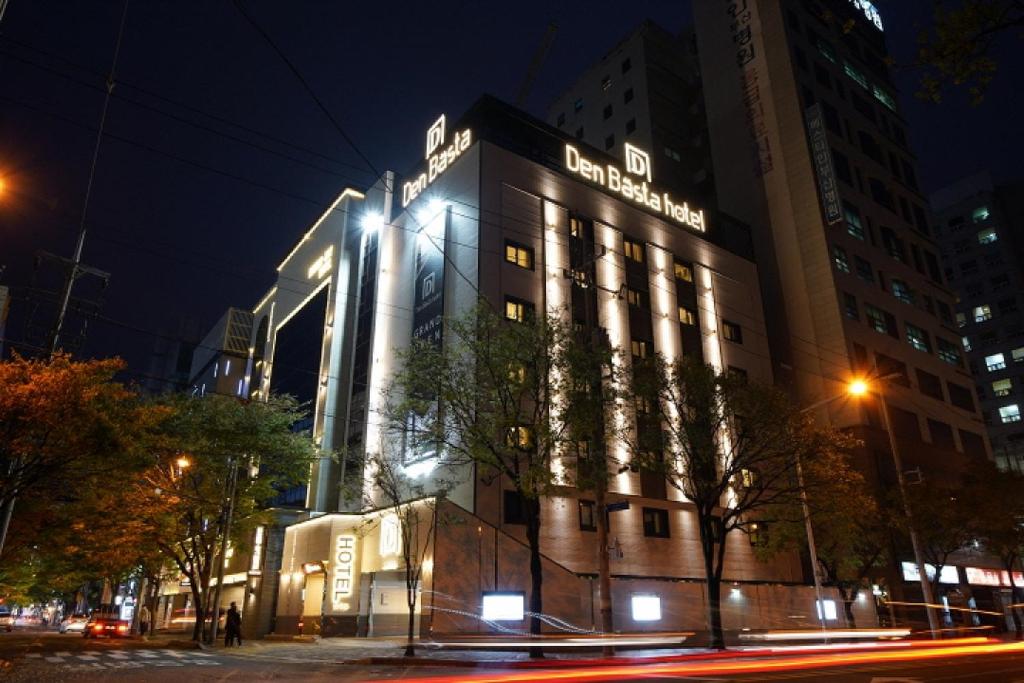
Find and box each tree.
[630,355,857,648]
[915,0,1024,104]
[899,476,979,616]
[756,459,887,627]
[969,462,1024,636]
[0,354,163,559]
[386,303,589,657]
[140,393,315,642]
[363,450,449,657]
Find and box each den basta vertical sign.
[805,103,843,225]
[406,115,457,466]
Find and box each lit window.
[213,362,218,378]
[962,337,972,352]
[678,306,696,325]
[986,353,1006,371]
[722,321,743,343]
[872,84,896,111]
[601,76,612,91]
[623,239,645,263]
[891,279,913,305]
[740,468,758,488]
[938,338,963,366]
[993,379,1013,397]
[977,228,998,245]
[865,304,888,335]
[906,323,931,353]
[999,404,1021,424]
[224,359,231,375]
[843,61,868,89]
[972,206,990,223]
[504,241,534,269]
[956,312,967,328]
[631,340,649,359]
[570,217,583,237]
[749,522,767,548]
[625,288,644,307]
[817,599,839,621]
[844,203,865,240]
[674,262,694,282]
[1013,347,1024,364]
[631,595,661,621]
[832,245,850,273]
[504,298,532,323]
[506,425,534,449]
[816,39,837,63]
[974,305,992,323]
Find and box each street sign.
[606,501,630,513]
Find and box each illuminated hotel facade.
[247,96,878,637]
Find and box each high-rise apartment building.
[931,172,1024,472]
[547,21,715,206]
[688,0,988,485]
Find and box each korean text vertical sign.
[805,104,842,224]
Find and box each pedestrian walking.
[139,604,151,636]
[224,602,242,647]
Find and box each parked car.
[59,613,89,634]
[0,607,12,632]
[83,606,130,638]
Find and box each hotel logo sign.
[564,143,706,232]
[624,143,651,182]
[402,114,472,208]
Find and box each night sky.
[1,0,1021,381]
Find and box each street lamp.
[847,374,941,636]
[175,456,192,470]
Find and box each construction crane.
[515,22,558,108]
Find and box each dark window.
[575,126,584,139]
[869,177,894,210]
[604,134,615,150]
[901,160,919,190]
[916,368,944,401]
[850,91,876,122]
[621,58,632,74]
[625,118,636,134]
[855,256,874,282]
[889,405,920,440]
[556,112,565,127]
[928,419,956,449]
[924,251,942,283]
[624,88,634,104]
[642,507,670,538]
[875,352,910,385]
[728,366,749,383]
[814,61,832,88]
[913,205,931,236]
[843,292,859,319]
[948,382,977,413]
[601,75,611,91]
[959,429,987,458]
[794,46,808,70]
[574,98,583,112]
[821,100,842,135]
[858,130,883,163]
[603,104,613,120]
[722,321,743,343]
[579,500,597,531]
[503,490,526,525]
[832,148,852,184]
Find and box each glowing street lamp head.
[175,455,191,469]
[361,211,385,233]
[848,379,869,397]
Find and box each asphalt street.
[3,630,1024,681]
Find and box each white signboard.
[402,114,473,207]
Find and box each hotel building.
[242,96,877,637]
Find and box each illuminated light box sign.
[332,534,357,609]
[901,561,958,585]
[564,143,706,232]
[402,114,473,207]
[965,566,1024,587]
[481,592,525,621]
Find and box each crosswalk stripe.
[162,649,186,657]
[56,651,71,657]
[107,652,129,659]
[44,656,62,663]
[26,653,41,658]
[136,651,158,658]
[77,655,99,661]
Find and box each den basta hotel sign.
[402,115,472,208]
[564,142,707,233]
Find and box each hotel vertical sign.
[805,104,842,225]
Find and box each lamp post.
[849,375,940,635]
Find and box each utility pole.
[49,0,128,354]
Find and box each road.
[2,630,1024,681]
